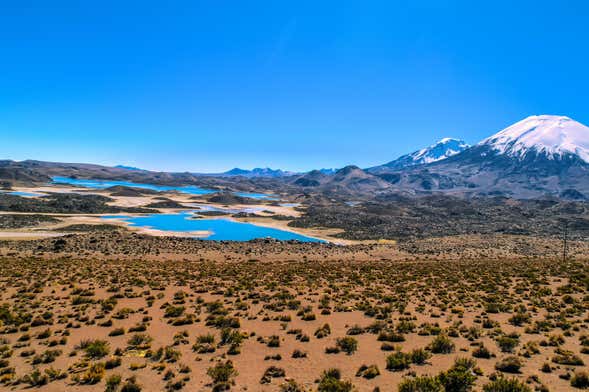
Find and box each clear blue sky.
[2,1,588,172]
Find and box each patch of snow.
[410,138,470,164]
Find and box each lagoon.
[103,212,323,242]
[52,176,276,200]
[1,191,45,197]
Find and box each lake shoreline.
[1,181,345,243]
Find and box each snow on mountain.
[368,137,469,172]
[410,138,470,164]
[479,115,589,163]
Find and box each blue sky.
[2,1,588,172]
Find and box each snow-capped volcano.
[479,115,589,163]
[378,115,589,199]
[368,137,469,172]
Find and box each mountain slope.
[324,165,391,194]
[369,138,469,173]
[289,165,391,196]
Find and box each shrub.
[37,328,52,339]
[355,364,380,379]
[325,346,340,354]
[495,356,523,373]
[548,334,565,346]
[410,348,431,365]
[496,335,519,353]
[193,340,216,354]
[44,367,66,381]
[105,356,122,369]
[396,320,416,333]
[552,348,584,366]
[473,345,492,359]
[207,360,237,384]
[71,296,93,305]
[571,371,589,389]
[315,324,331,339]
[128,323,147,333]
[121,377,142,392]
[109,327,125,337]
[398,376,443,392]
[260,366,286,384]
[206,315,240,329]
[292,349,307,358]
[378,330,405,342]
[386,351,411,371]
[317,368,354,392]
[197,333,215,344]
[164,346,181,362]
[429,334,455,354]
[220,328,244,346]
[164,305,185,318]
[482,377,531,392]
[346,325,364,335]
[280,380,305,392]
[301,312,316,321]
[80,362,105,384]
[508,313,530,326]
[127,334,153,349]
[438,358,478,392]
[82,339,109,359]
[31,349,62,364]
[105,374,122,392]
[336,337,358,355]
[21,369,49,387]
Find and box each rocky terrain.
[288,195,589,241]
[1,229,587,262]
[0,214,60,229]
[0,193,154,214]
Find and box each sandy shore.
[0,231,65,240]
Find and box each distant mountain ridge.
[2,114,589,200]
[222,167,296,178]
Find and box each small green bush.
[336,337,358,355]
[495,356,523,373]
[429,334,455,354]
[386,351,411,371]
[571,371,589,389]
[482,377,531,392]
[398,375,443,392]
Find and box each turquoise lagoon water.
[52,176,276,200]
[1,191,45,197]
[103,211,323,242]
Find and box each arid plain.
[0,182,588,391]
